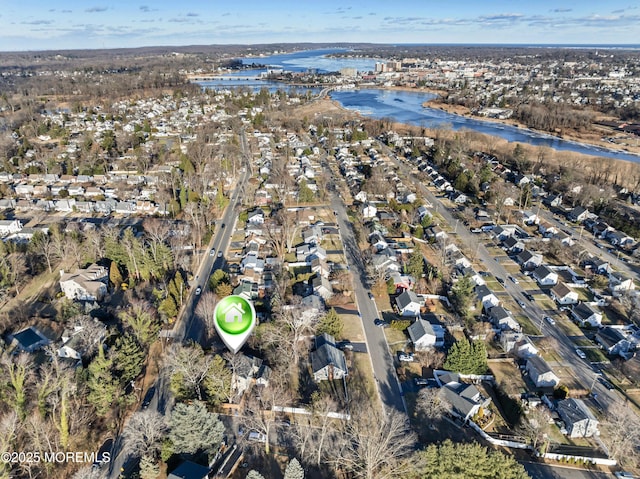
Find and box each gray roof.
[534,264,555,279]
[440,382,487,419]
[557,398,597,425]
[573,302,598,320]
[489,306,510,321]
[167,461,210,479]
[527,355,553,375]
[475,284,494,300]
[311,337,347,376]
[407,318,439,344]
[395,290,421,310]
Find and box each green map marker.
[213,295,256,353]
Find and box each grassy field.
[489,360,528,396]
[339,305,365,342]
[515,313,541,335]
[582,347,609,363]
[557,316,584,336]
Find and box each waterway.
[196,49,640,163]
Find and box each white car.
[575,348,587,359]
[398,353,414,362]
[544,316,556,325]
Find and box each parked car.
[544,316,556,325]
[338,341,354,351]
[248,431,267,443]
[368,292,375,300]
[217,252,223,258]
[374,318,388,328]
[598,377,614,390]
[497,277,505,285]
[195,286,202,295]
[575,348,587,359]
[141,386,156,410]
[523,292,535,301]
[414,378,429,386]
[210,248,216,257]
[517,299,527,309]
[398,352,414,362]
[509,275,519,284]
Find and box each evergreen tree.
[406,250,425,280]
[139,454,160,479]
[209,269,229,291]
[444,337,487,375]
[159,295,178,319]
[215,282,233,298]
[113,334,145,384]
[109,260,124,290]
[450,274,475,320]
[203,355,232,406]
[316,308,343,338]
[169,401,225,455]
[86,347,120,416]
[283,458,305,479]
[407,440,529,479]
[387,277,397,294]
[246,472,265,479]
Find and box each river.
[196,49,640,164]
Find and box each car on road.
[195,286,202,295]
[217,252,223,258]
[575,348,587,359]
[220,223,226,228]
[509,275,519,284]
[374,318,389,328]
[398,352,414,362]
[368,292,375,300]
[210,248,216,256]
[497,277,505,285]
[598,377,614,390]
[523,292,535,301]
[517,299,527,309]
[544,316,556,325]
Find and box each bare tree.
[601,401,640,468]
[123,410,168,456]
[517,406,551,452]
[164,343,216,401]
[195,291,218,341]
[143,218,172,263]
[413,349,445,370]
[415,387,448,421]
[335,409,416,479]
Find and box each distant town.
[0,43,639,479]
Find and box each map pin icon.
[213,295,257,354]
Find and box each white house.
[526,355,560,388]
[59,264,109,301]
[489,306,520,332]
[361,203,377,219]
[557,398,599,438]
[533,265,559,286]
[571,303,603,328]
[475,285,500,310]
[408,317,445,350]
[395,290,422,317]
[550,283,579,305]
[311,333,348,382]
[608,272,635,296]
[0,219,23,237]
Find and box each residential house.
[609,272,635,296]
[543,194,563,208]
[557,398,599,438]
[311,333,348,382]
[167,460,210,479]
[416,205,432,222]
[526,355,560,388]
[503,235,524,254]
[9,326,50,353]
[311,275,333,300]
[489,306,520,332]
[425,226,448,242]
[476,285,500,310]
[550,283,579,305]
[59,264,109,302]
[0,219,23,237]
[247,208,265,225]
[571,303,603,328]
[395,290,422,317]
[451,191,468,204]
[388,272,414,292]
[595,327,636,359]
[407,316,445,350]
[302,224,323,245]
[538,221,559,238]
[516,250,543,270]
[361,203,377,219]
[514,336,540,358]
[521,210,540,226]
[231,354,270,396]
[567,206,590,223]
[533,265,559,286]
[439,377,492,422]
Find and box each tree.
[86,347,120,417]
[109,260,124,290]
[120,300,160,347]
[415,387,448,421]
[283,458,305,479]
[450,274,475,320]
[405,250,424,280]
[600,401,640,468]
[203,355,233,406]
[443,337,487,375]
[316,308,343,338]
[123,410,167,456]
[112,333,145,384]
[165,344,228,403]
[169,401,224,456]
[139,454,160,479]
[195,291,218,341]
[30,231,59,273]
[1,353,32,420]
[517,406,551,453]
[209,269,229,291]
[246,471,265,479]
[407,440,529,479]
[336,409,416,479]
[215,282,233,298]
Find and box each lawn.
[489,360,527,396]
[582,347,609,364]
[384,328,410,353]
[557,316,584,336]
[534,296,557,312]
[515,313,541,335]
[339,305,365,342]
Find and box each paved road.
[318,153,407,416]
[381,145,623,409]
[523,462,614,479]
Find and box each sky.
[1,1,639,52]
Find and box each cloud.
[551,8,572,13]
[86,6,108,13]
[140,5,151,12]
[222,12,231,16]
[62,10,72,13]
[186,12,199,17]
[22,20,54,25]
